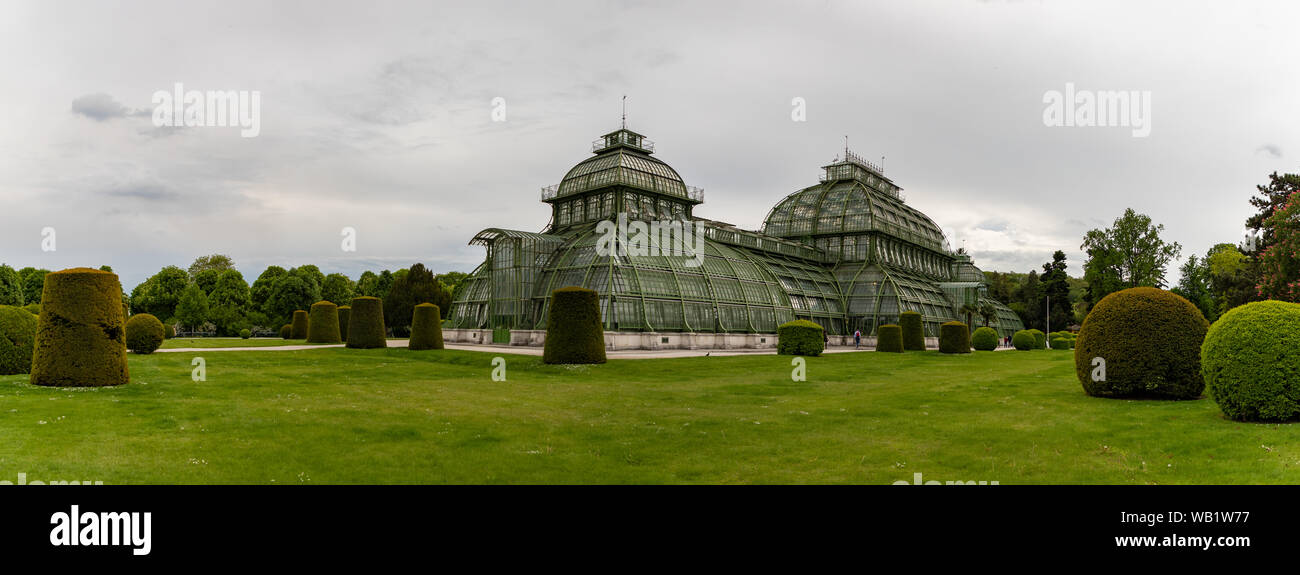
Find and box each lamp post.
[1046,294,1051,349]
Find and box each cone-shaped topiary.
[939,321,970,354]
[408,303,444,350]
[543,287,606,364]
[306,301,341,344]
[346,296,387,349]
[338,305,351,342]
[29,268,129,387]
[777,319,825,356]
[0,305,37,375]
[124,313,165,354]
[900,311,925,351]
[290,310,309,339]
[1012,330,1036,350]
[1074,287,1208,399]
[876,324,903,353]
[971,326,999,351]
[280,324,292,339]
[1201,300,1300,421]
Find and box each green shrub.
[124,313,165,354]
[900,311,925,351]
[875,324,903,353]
[346,296,387,349]
[22,303,39,316]
[239,328,251,339]
[543,287,606,364]
[1074,287,1208,399]
[1028,329,1046,349]
[1049,336,1073,350]
[0,305,37,375]
[290,310,309,339]
[1201,301,1300,421]
[1012,330,1036,350]
[338,305,351,342]
[29,268,129,387]
[777,319,825,356]
[306,301,341,344]
[971,326,999,351]
[280,324,292,339]
[408,303,444,350]
[164,323,175,339]
[939,321,970,354]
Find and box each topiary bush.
[1012,330,1036,351]
[543,287,606,364]
[290,310,309,340]
[1074,287,1208,399]
[1201,300,1300,421]
[1028,329,1046,349]
[346,296,387,349]
[971,326,999,351]
[29,268,129,387]
[875,324,903,353]
[777,319,825,356]
[164,323,175,339]
[280,324,292,339]
[22,303,39,316]
[939,321,970,354]
[408,303,445,351]
[124,313,165,354]
[0,305,37,375]
[338,305,351,342]
[239,328,251,339]
[899,311,925,351]
[1049,335,1073,350]
[306,301,341,344]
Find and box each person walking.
[853,329,862,350]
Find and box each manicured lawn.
[160,338,327,349]
[0,347,1295,484]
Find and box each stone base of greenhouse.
[445,328,939,351]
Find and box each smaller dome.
[553,128,696,202]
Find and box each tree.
[132,266,189,321]
[0,264,22,306]
[1040,251,1073,330]
[18,268,49,305]
[250,266,287,315]
[958,303,978,328]
[1247,171,1300,251]
[977,302,996,327]
[174,284,210,331]
[374,270,395,301]
[1205,243,1256,316]
[1080,208,1182,310]
[384,263,449,336]
[192,268,222,295]
[435,271,470,302]
[265,274,316,326]
[1171,254,1216,321]
[1018,270,1043,330]
[321,273,356,306]
[1257,189,1300,302]
[188,254,236,278]
[356,271,379,297]
[207,269,251,336]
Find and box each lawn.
[0,347,1295,484]
[160,338,330,349]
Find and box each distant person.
[853,329,862,350]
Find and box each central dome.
[554,128,693,201]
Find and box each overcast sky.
[1,0,1296,291]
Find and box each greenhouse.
[449,126,1024,343]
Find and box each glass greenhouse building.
[449,126,1024,342]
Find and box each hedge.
[306,301,342,344]
[1012,330,1036,350]
[408,303,445,350]
[239,328,251,339]
[29,268,130,387]
[22,303,39,316]
[1074,287,1208,399]
[346,296,387,349]
[900,311,925,351]
[876,324,903,353]
[338,305,351,342]
[1201,301,1300,421]
[543,287,606,364]
[939,321,970,354]
[280,324,292,339]
[124,313,165,354]
[1028,329,1046,350]
[971,326,999,351]
[777,319,825,357]
[0,305,37,375]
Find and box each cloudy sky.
[1,0,1296,290]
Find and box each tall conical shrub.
[346,296,387,349]
[29,268,129,387]
[900,311,925,351]
[290,310,309,339]
[938,321,970,354]
[338,305,351,342]
[306,301,341,344]
[280,324,292,339]
[876,324,903,353]
[543,287,605,364]
[408,303,444,350]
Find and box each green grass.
[0,348,1296,484]
[160,338,331,349]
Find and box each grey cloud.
[1256,144,1282,159]
[71,93,149,122]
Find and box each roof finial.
[844,135,849,157]
[622,95,627,129]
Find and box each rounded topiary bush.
[23,303,39,316]
[306,301,341,344]
[1201,301,1300,421]
[338,305,351,342]
[409,303,445,351]
[0,305,38,375]
[124,313,165,354]
[1012,330,1036,351]
[1028,329,1046,349]
[29,268,129,387]
[971,326,999,351]
[1049,335,1073,350]
[280,324,292,339]
[777,319,825,357]
[876,324,903,353]
[239,328,251,339]
[346,296,387,349]
[1074,287,1208,399]
[543,287,606,364]
[899,311,925,351]
[939,321,970,354]
[290,310,309,339]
